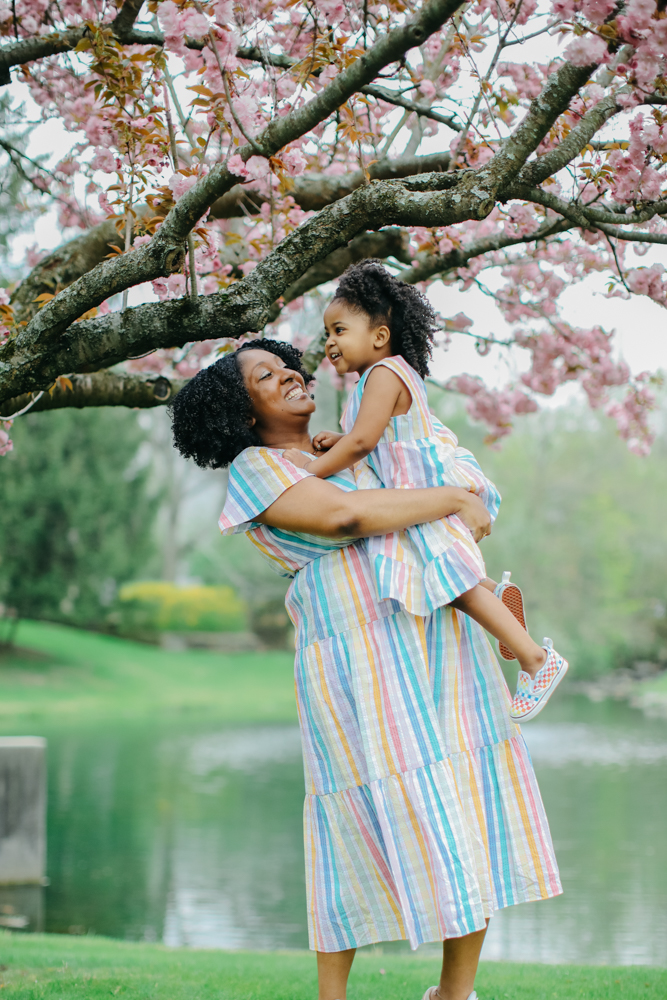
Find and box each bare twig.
[360,84,462,131]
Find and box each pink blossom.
[282,148,307,176]
[624,264,667,304]
[564,34,609,67]
[551,0,576,17]
[97,191,113,215]
[606,380,656,454]
[444,312,473,332]
[0,420,13,457]
[228,154,249,179]
[497,62,543,99]
[314,0,346,24]
[443,374,537,445]
[90,148,117,173]
[318,64,339,89]
[581,0,616,24]
[419,79,437,100]
[617,0,657,41]
[213,0,234,24]
[168,172,198,200]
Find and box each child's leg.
[451,585,546,679]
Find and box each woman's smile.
[285,383,307,401]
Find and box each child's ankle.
[518,647,547,679]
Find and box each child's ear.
[373,324,391,349]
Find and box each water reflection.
[484,706,667,966]
[34,696,667,964]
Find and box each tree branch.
[10,0,465,357]
[0,0,148,85]
[8,152,453,327]
[359,84,462,130]
[514,185,667,245]
[210,149,452,217]
[10,219,123,325]
[0,171,596,403]
[276,227,412,310]
[516,91,621,188]
[480,58,604,191]
[0,369,187,417]
[398,218,574,284]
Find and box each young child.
[284,260,568,722]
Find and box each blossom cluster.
[0,0,666,455]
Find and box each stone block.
[0,737,46,885]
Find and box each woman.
[170,339,561,1000]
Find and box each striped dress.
[342,355,498,616]
[219,447,562,952]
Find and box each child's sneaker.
[510,638,569,722]
[421,991,478,1000]
[422,992,478,1000]
[494,570,527,661]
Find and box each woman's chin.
[288,396,316,415]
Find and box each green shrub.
[117,582,248,635]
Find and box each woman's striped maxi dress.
[219,448,562,952]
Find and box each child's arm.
[283,366,407,478]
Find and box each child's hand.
[313,430,344,452]
[283,448,313,470]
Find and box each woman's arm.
[254,476,491,541]
[283,367,406,478]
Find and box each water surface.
[9,695,667,964]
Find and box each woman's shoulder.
[221,446,313,535]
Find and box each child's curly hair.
[332,259,437,378]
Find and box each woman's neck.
[256,423,314,453]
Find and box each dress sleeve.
[218,447,313,535]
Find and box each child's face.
[323,300,391,376]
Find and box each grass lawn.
[0,620,296,728]
[0,933,665,1000]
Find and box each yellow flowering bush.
[118,582,248,633]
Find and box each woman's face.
[237,349,315,435]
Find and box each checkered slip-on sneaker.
[421,991,478,1000]
[509,638,569,722]
[493,570,527,661]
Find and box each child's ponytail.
[332,259,437,378]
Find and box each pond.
[6,694,667,965]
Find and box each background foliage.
[429,390,667,676]
[0,407,156,627]
[116,580,248,634]
[1,392,666,674]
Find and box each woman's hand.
[283,448,313,470]
[455,490,492,543]
[313,430,344,452]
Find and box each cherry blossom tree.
[0,0,666,458]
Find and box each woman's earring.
[310,393,315,399]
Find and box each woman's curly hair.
[333,259,437,378]
[169,338,314,469]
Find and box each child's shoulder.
[366,356,424,389]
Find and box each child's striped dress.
[342,355,500,616]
